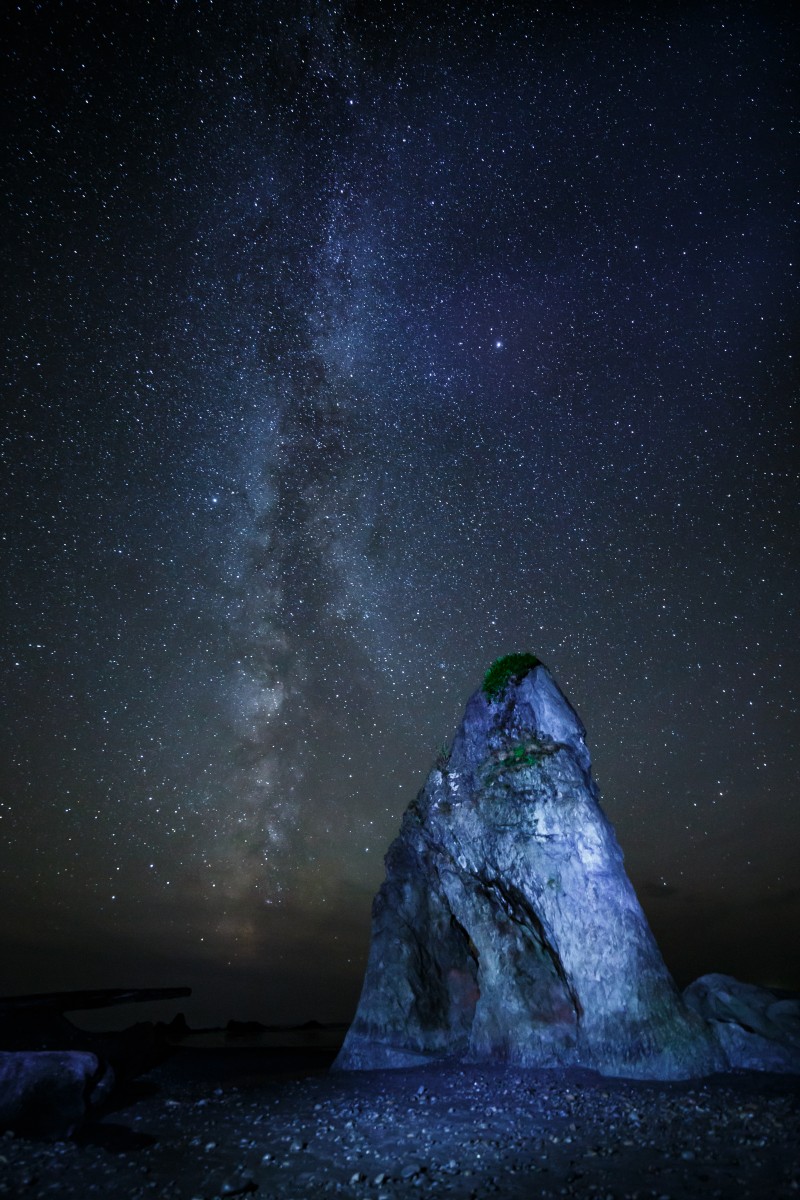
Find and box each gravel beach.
[0,1048,797,1199]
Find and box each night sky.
[2,1,797,1027]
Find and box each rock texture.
[684,974,800,1074]
[335,662,725,1079]
[0,1050,112,1136]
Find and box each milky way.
[2,2,797,1024]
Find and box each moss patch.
[480,736,554,785]
[482,653,541,700]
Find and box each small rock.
[221,1177,258,1196]
[349,1171,364,1184]
[400,1163,423,1179]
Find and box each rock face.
[0,1050,112,1136]
[684,974,800,1074]
[335,662,725,1079]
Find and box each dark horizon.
[2,1,797,1029]
[4,668,799,1032]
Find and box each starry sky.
[2,1,797,1027]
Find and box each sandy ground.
[0,1047,797,1199]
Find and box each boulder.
[335,659,725,1079]
[0,1050,113,1136]
[0,986,191,1082]
[684,974,800,1073]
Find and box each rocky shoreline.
[0,1052,797,1199]
[3,664,797,1197]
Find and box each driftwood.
[0,987,192,1087]
[0,986,191,1013]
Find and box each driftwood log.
[0,987,191,1088]
[0,986,191,1014]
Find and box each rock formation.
[0,1050,113,1136]
[0,986,190,1133]
[335,658,726,1079]
[684,974,800,1074]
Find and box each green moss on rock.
[480,736,551,785]
[482,652,542,700]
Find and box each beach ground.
[0,1045,797,1199]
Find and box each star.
[0,0,796,1024]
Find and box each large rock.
[335,660,725,1079]
[0,1050,113,1136]
[684,974,800,1073]
[0,986,191,1085]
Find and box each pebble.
[220,1176,257,1195]
[0,1064,795,1199]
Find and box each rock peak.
[335,661,725,1079]
[448,660,591,784]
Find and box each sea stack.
[335,656,724,1079]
